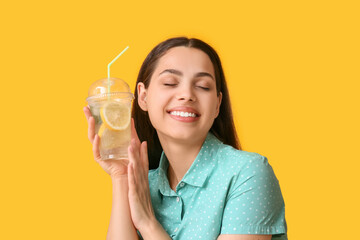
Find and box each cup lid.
[87,77,134,102]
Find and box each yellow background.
[1,0,359,239]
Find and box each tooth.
[169,111,198,117]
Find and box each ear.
[215,92,222,118]
[137,82,148,111]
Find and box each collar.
[157,132,223,196]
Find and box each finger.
[83,106,92,121]
[84,106,96,143]
[138,141,149,183]
[129,138,141,164]
[88,116,96,143]
[131,118,141,147]
[128,163,136,189]
[128,163,139,202]
[128,143,137,168]
[92,134,101,161]
[128,139,143,182]
[140,141,149,170]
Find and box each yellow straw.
[107,46,130,96]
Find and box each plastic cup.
[86,77,134,160]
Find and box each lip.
[166,106,201,123]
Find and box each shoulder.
[215,144,270,171]
[214,144,280,191]
[206,133,267,169]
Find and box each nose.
[176,84,196,102]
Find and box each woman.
[84,37,287,240]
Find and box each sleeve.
[220,154,287,238]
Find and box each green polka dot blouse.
[146,132,287,240]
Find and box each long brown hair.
[132,37,241,169]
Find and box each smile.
[169,111,198,118]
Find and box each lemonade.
[87,78,134,160]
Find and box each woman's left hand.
[127,119,157,232]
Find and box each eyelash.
[164,84,210,91]
[197,86,210,91]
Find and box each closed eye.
[164,83,177,86]
[197,86,210,91]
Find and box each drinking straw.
[107,46,130,95]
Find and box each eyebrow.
[159,69,215,80]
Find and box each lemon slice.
[98,123,107,138]
[97,123,131,149]
[100,101,131,131]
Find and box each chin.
[164,128,208,143]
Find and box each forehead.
[154,46,215,75]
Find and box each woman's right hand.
[83,106,129,179]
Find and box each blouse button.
[180,182,185,187]
[176,197,180,202]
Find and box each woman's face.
[137,46,222,144]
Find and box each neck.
[158,133,207,191]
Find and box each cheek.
[206,94,220,110]
[146,93,169,117]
